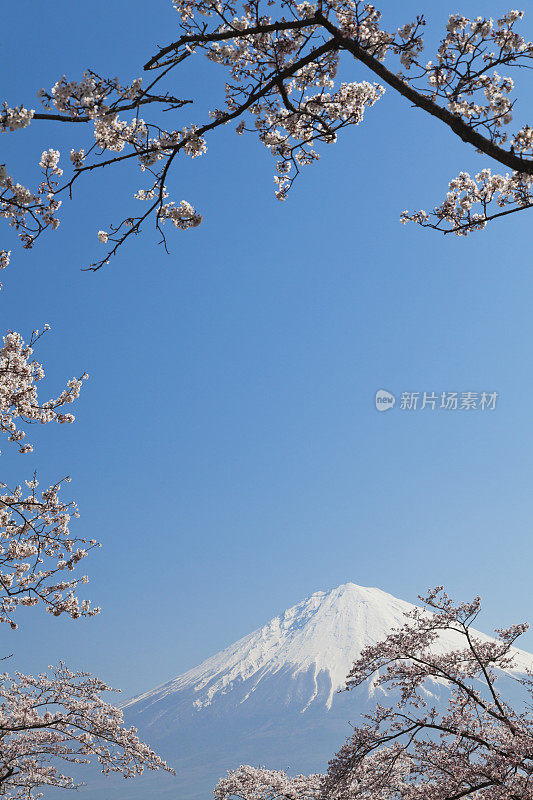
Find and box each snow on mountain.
[75,583,532,800]
[124,582,533,718]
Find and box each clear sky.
[1,0,532,700]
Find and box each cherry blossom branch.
[4,6,533,265]
[0,474,100,629]
[83,37,338,270]
[216,588,533,800]
[144,17,320,69]
[416,198,533,234]
[33,96,192,123]
[313,11,533,174]
[0,662,173,798]
[0,326,88,453]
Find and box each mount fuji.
[85,584,533,800]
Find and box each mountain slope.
[124,582,533,720]
[83,583,533,800]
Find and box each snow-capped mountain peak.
[124,582,533,715]
[107,584,533,800]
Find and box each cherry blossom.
[216,588,533,800]
[0,323,171,795]
[401,168,533,234]
[0,80,173,798]
[215,766,323,800]
[0,105,34,132]
[0,475,99,629]
[0,332,170,797]
[0,251,10,290]
[0,153,63,250]
[0,662,173,798]
[1,6,533,265]
[0,326,88,454]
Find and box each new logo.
[375,389,396,412]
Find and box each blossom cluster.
[2,68,203,266]
[160,199,203,228]
[0,477,100,628]
[401,168,533,234]
[0,301,171,799]
[0,327,88,453]
[38,71,143,119]
[0,104,34,132]
[162,2,533,230]
[0,250,10,291]
[93,114,150,153]
[1,70,173,800]
[215,766,323,800]
[3,5,533,263]
[392,12,533,142]
[0,150,63,249]
[215,588,533,800]
[192,7,390,197]
[0,662,172,798]
[266,80,385,200]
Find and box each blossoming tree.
[2,5,533,271]
[214,588,533,800]
[2,7,533,795]
[0,326,172,793]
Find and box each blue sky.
[1,0,532,699]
